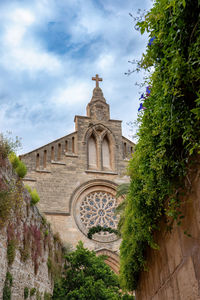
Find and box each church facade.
[21,75,134,273]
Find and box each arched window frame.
[87,132,98,170]
[84,124,116,172]
[101,131,114,171]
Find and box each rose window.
[80,191,118,233]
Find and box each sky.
[0,0,153,154]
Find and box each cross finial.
[92,74,103,88]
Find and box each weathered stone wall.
[0,159,64,299]
[136,164,200,300]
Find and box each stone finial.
[91,87,106,102]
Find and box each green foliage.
[8,152,27,178]
[30,188,40,205]
[25,185,40,206]
[53,241,134,300]
[30,288,36,296]
[120,0,200,291]
[0,133,21,162]
[24,287,29,299]
[44,292,52,300]
[3,272,12,300]
[44,229,49,236]
[7,239,17,265]
[87,225,118,239]
[0,187,13,228]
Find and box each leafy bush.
[53,241,134,300]
[15,160,27,178]
[8,152,27,178]
[25,185,40,205]
[120,0,200,291]
[30,188,40,205]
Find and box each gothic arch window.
[88,134,97,169]
[102,135,111,170]
[58,143,61,160]
[51,146,54,161]
[72,137,75,153]
[65,140,68,152]
[43,150,47,169]
[36,153,40,169]
[123,142,127,158]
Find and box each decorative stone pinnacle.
[92,74,103,88]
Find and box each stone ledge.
[35,169,52,173]
[64,153,78,158]
[85,170,118,175]
[51,161,66,165]
[23,177,37,182]
[44,211,70,216]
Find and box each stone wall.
[136,164,200,300]
[0,159,64,299]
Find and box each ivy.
[87,225,118,239]
[3,272,12,300]
[120,0,200,291]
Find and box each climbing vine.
[120,0,200,291]
[87,225,118,239]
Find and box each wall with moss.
[0,158,64,300]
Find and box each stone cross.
[92,74,103,88]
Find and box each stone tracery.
[80,191,118,234]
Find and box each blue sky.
[0,0,153,154]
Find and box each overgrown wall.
[0,159,64,299]
[136,164,200,300]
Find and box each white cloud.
[1,6,62,74]
[51,82,91,106]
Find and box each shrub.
[30,189,40,205]
[15,160,27,178]
[8,152,19,169]
[8,152,27,178]
[25,185,40,206]
[3,272,12,300]
[30,288,36,296]
[24,287,29,299]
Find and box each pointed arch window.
[88,134,97,169]
[102,135,111,170]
